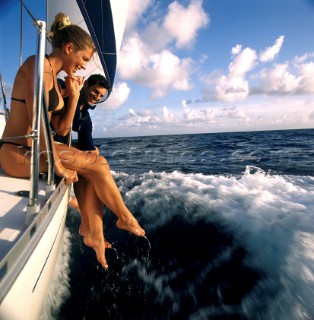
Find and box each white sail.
[47,0,130,84]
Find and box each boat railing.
[26,19,56,222]
[0,74,9,122]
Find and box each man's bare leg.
[73,177,90,237]
[82,179,110,268]
[73,178,111,249]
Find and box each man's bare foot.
[79,220,90,237]
[116,217,145,237]
[69,196,80,210]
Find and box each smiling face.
[63,43,94,75]
[84,83,108,105]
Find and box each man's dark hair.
[86,74,111,90]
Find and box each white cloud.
[103,2,314,137]
[163,0,209,49]
[229,47,257,78]
[223,107,251,123]
[149,50,193,98]
[202,46,257,102]
[117,0,208,99]
[182,100,216,123]
[101,82,131,109]
[141,21,171,52]
[297,61,314,94]
[294,53,314,64]
[259,35,284,62]
[163,106,176,122]
[180,97,313,132]
[215,76,250,102]
[118,36,193,98]
[126,108,160,128]
[201,36,314,101]
[91,95,314,137]
[125,0,152,32]
[117,36,149,80]
[257,58,314,95]
[231,44,242,56]
[259,63,300,94]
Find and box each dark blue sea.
[44,129,314,320]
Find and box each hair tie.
[58,15,71,31]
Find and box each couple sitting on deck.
[0,12,145,269]
[53,74,120,247]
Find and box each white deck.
[0,168,70,319]
[0,163,71,319]
[0,168,46,257]
[0,112,5,136]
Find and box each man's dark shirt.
[53,97,96,151]
[72,103,96,151]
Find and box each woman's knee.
[60,149,108,169]
[95,156,111,173]
[81,155,111,176]
[85,154,109,168]
[0,147,31,177]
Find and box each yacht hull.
[0,179,70,320]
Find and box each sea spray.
[112,169,314,319]
[40,228,71,320]
[59,166,314,319]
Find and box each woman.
[0,12,145,269]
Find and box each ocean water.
[52,129,314,320]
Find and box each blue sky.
[1,0,314,137]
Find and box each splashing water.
[59,167,314,319]
[41,228,71,320]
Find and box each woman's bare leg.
[0,144,115,268]
[56,145,145,268]
[57,145,145,237]
[0,144,46,177]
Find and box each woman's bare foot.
[83,234,109,269]
[116,217,145,237]
[83,234,112,249]
[79,220,111,249]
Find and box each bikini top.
[45,55,64,114]
[47,82,60,112]
[11,56,65,116]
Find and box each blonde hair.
[48,12,95,53]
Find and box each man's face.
[84,83,108,105]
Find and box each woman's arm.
[50,75,82,136]
[22,57,77,183]
[41,63,78,183]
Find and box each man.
[53,74,110,152]
[52,74,113,249]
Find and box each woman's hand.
[55,164,79,184]
[64,75,83,98]
[62,168,79,185]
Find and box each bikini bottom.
[0,140,31,150]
